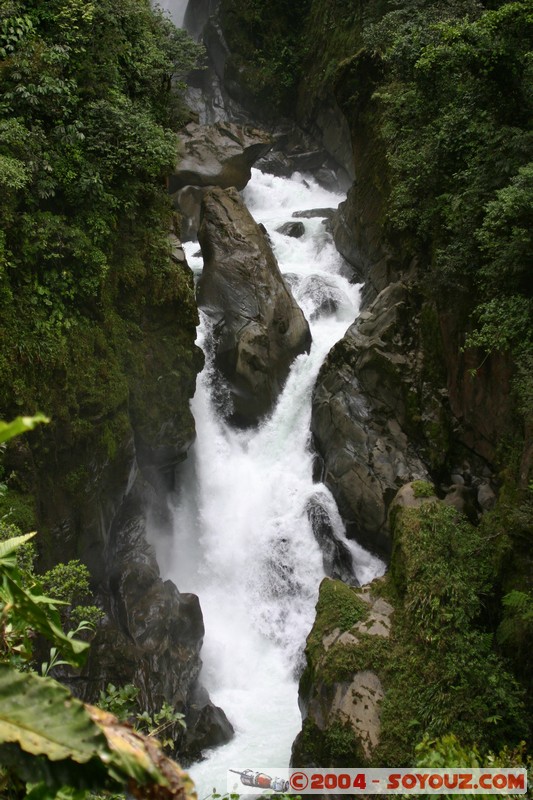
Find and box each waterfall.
[150,169,385,798]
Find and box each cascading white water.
[151,169,385,798]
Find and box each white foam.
[150,169,385,798]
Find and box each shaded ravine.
[150,169,385,797]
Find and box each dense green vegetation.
[0,3,204,792]
[0,0,203,500]
[220,0,312,114]
[382,501,527,763]
[220,0,532,765]
[359,1,532,386]
[299,502,530,769]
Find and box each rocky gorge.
[0,0,531,789]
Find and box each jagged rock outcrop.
[170,121,272,192]
[291,577,392,768]
[170,121,272,239]
[198,186,312,424]
[306,494,357,585]
[18,234,230,759]
[85,483,234,762]
[276,221,305,238]
[311,281,434,556]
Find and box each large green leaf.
[0,572,88,666]
[0,665,196,798]
[0,414,49,444]
[0,665,107,762]
[0,531,36,568]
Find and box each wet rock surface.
[276,220,305,238]
[311,282,431,556]
[198,186,311,424]
[82,481,233,759]
[170,121,272,193]
[306,495,358,586]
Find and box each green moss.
[321,635,390,686]
[295,715,367,768]
[306,579,368,665]
[0,490,36,532]
[411,480,435,498]
[325,718,367,766]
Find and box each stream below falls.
[150,168,386,798]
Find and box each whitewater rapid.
[151,169,385,798]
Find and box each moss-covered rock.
[293,496,528,769]
[293,578,393,768]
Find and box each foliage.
[377,502,527,764]
[0,467,193,798]
[0,415,49,445]
[40,560,104,631]
[415,734,532,798]
[0,531,89,669]
[99,684,185,752]
[0,0,202,477]
[359,1,533,408]
[220,0,312,113]
[411,480,435,498]
[0,663,196,799]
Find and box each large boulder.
[198,186,312,424]
[86,484,234,760]
[291,578,392,768]
[170,121,272,193]
[311,282,432,556]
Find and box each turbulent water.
[151,169,385,798]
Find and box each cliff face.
[211,0,533,766]
[0,0,236,760]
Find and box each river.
[150,168,385,798]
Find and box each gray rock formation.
[331,186,396,305]
[84,480,233,760]
[170,121,272,193]
[198,186,312,424]
[276,221,305,238]
[311,282,430,556]
[170,122,272,239]
[292,578,393,768]
[306,494,357,585]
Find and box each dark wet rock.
[184,684,234,761]
[276,221,305,238]
[314,167,341,192]
[198,186,311,424]
[306,495,357,585]
[331,186,395,303]
[297,274,351,320]
[293,207,336,220]
[170,121,272,193]
[83,482,233,757]
[311,282,431,556]
[172,185,207,242]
